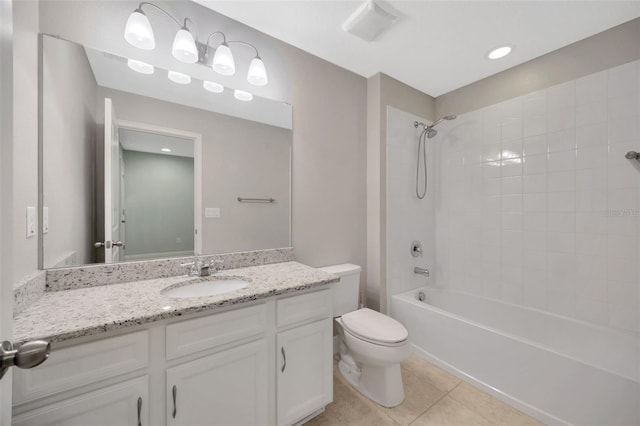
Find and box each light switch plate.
[26,207,36,238]
[205,208,221,218]
[43,207,49,234]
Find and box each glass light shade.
[247,56,268,86]
[203,81,224,93]
[234,89,253,102]
[127,59,154,75]
[167,70,191,85]
[212,43,235,76]
[172,27,198,64]
[124,9,155,50]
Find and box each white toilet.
[319,264,412,408]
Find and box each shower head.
[423,115,457,138]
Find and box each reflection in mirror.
[41,34,292,269]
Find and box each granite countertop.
[13,261,338,346]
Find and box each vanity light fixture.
[167,70,191,84]
[234,89,253,102]
[161,148,172,152]
[124,2,269,86]
[203,81,224,93]
[127,58,154,75]
[487,45,513,60]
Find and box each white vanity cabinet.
[12,377,149,426]
[12,331,150,426]
[276,290,333,426]
[166,339,268,426]
[12,288,333,426]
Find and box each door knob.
[112,241,124,247]
[0,340,51,379]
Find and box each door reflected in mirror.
[41,34,292,269]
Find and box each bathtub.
[391,287,640,426]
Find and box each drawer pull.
[137,397,142,426]
[172,385,177,418]
[281,346,286,373]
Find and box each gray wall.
[12,0,38,283]
[42,35,97,268]
[98,87,291,255]
[123,150,194,259]
[367,74,435,311]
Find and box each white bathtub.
[392,287,640,426]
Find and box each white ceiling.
[195,0,640,97]
[119,128,195,157]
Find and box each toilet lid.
[341,308,408,344]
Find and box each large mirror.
[40,34,292,269]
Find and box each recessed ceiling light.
[161,148,172,152]
[203,81,224,93]
[234,89,253,102]
[167,70,191,84]
[487,45,513,60]
[127,58,154,74]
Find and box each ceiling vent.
[342,1,399,42]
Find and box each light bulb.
[172,27,198,64]
[247,56,268,86]
[124,9,155,50]
[127,59,154,75]
[203,81,224,93]
[234,89,253,101]
[167,70,191,85]
[212,43,235,76]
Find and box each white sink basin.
[162,276,250,298]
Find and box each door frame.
[117,120,203,256]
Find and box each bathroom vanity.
[12,260,337,426]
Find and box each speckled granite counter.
[14,261,338,346]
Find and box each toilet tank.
[318,263,361,317]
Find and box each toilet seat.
[341,308,408,347]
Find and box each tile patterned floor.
[306,354,543,426]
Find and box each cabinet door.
[167,339,268,426]
[277,318,333,426]
[12,376,148,426]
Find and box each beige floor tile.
[410,396,493,426]
[448,382,542,426]
[306,370,398,426]
[402,354,461,393]
[377,368,447,426]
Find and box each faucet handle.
[210,258,224,272]
[180,261,198,276]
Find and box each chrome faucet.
[414,267,430,277]
[181,257,224,277]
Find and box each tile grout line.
[406,380,464,425]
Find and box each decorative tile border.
[45,247,295,291]
[14,271,46,317]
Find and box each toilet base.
[338,358,405,408]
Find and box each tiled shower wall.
[435,60,640,333]
[386,107,436,312]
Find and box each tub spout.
[414,267,429,277]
